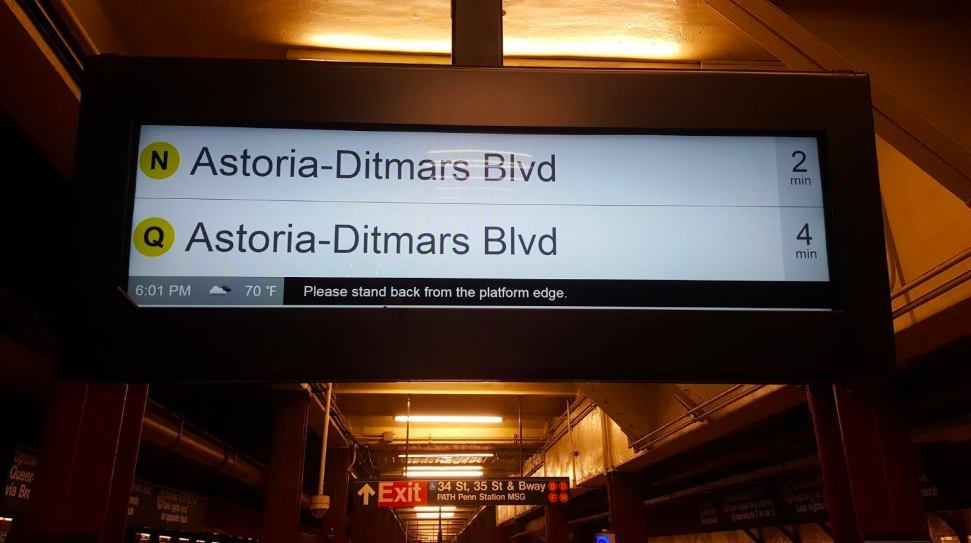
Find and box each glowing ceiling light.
[397,453,494,458]
[309,34,449,55]
[394,416,504,423]
[504,38,681,60]
[416,512,456,519]
[304,35,682,62]
[404,466,483,471]
[405,471,483,478]
[414,506,457,512]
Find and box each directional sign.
[353,478,570,507]
[357,483,376,505]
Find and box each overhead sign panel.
[353,478,570,507]
[127,125,831,310]
[74,60,893,382]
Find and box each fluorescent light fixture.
[505,38,681,60]
[309,34,450,55]
[397,453,494,458]
[405,470,483,478]
[414,506,457,512]
[416,512,456,519]
[404,466,483,471]
[303,35,682,61]
[0,517,13,522]
[394,416,504,423]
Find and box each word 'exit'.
[358,481,428,507]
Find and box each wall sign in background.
[353,478,570,507]
[1,447,37,512]
[127,126,831,310]
[127,480,209,531]
[644,476,828,536]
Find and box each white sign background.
[129,125,829,283]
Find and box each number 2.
[797,223,813,245]
[792,151,808,173]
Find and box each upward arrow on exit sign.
[357,484,375,505]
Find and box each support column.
[383,509,393,543]
[263,390,310,543]
[351,505,377,543]
[607,472,648,542]
[451,0,503,67]
[546,505,569,543]
[808,385,862,543]
[475,508,497,543]
[102,385,149,543]
[24,382,147,543]
[809,383,929,543]
[321,448,351,543]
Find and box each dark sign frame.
[67,56,892,382]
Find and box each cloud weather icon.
[209,285,231,295]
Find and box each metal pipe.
[883,198,902,291]
[535,396,596,457]
[141,409,266,488]
[518,395,523,477]
[566,400,578,486]
[317,383,333,496]
[631,385,745,449]
[635,385,765,451]
[893,267,971,318]
[405,394,412,471]
[643,455,817,506]
[891,245,971,300]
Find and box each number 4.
[797,223,813,246]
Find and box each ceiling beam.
[333,383,578,396]
[0,0,79,176]
[701,0,971,206]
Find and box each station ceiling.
[72,0,775,62]
[332,383,577,480]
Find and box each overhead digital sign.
[70,58,893,382]
[127,125,831,310]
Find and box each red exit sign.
[357,481,428,507]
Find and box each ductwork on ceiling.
[141,401,267,488]
[141,394,365,497]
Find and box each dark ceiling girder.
[778,525,801,543]
[451,0,503,67]
[742,528,763,543]
[701,0,971,207]
[579,383,651,441]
